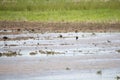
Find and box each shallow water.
[0,32,120,80]
[0,32,120,57]
[0,68,120,80]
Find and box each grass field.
[0,0,120,22]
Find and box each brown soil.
[0,21,120,33]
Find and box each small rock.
[66,67,71,70]
[107,40,111,43]
[29,51,37,55]
[116,76,120,80]
[96,70,102,75]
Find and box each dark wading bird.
[3,36,8,41]
[3,36,8,47]
[59,34,63,38]
[76,36,78,40]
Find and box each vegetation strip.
[0,0,120,22]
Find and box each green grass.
[0,0,120,22]
[0,9,120,22]
[0,0,120,11]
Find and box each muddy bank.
[0,21,120,33]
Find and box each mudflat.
[0,21,120,80]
